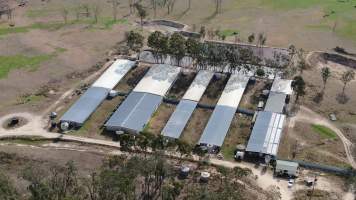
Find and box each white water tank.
[60,122,69,131]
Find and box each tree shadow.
[201,11,218,24]
[175,8,190,20]
[336,93,349,104]
[312,92,324,104]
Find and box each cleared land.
[278,121,349,167]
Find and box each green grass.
[0,26,29,36]
[0,54,55,79]
[311,124,338,139]
[0,46,66,79]
[260,0,356,41]
[218,29,239,37]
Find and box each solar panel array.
[246,111,285,156]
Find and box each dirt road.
[289,106,356,169]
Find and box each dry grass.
[166,72,197,100]
[220,115,252,160]
[115,64,150,93]
[239,79,271,110]
[278,121,349,167]
[180,108,212,145]
[145,103,176,135]
[199,75,228,105]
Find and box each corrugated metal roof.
[161,71,214,139]
[105,92,163,133]
[133,64,181,96]
[198,105,236,147]
[161,100,197,139]
[198,73,250,147]
[264,92,287,114]
[92,59,135,89]
[182,70,214,101]
[271,78,293,95]
[246,111,286,156]
[217,73,250,107]
[60,87,110,125]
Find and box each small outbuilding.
[275,160,299,177]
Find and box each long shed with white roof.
[60,59,135,127]
[161,70,214,139]
[198,73,250,147]
[246,111,286,157]
[105,64,181,133]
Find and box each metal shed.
[161,70,214,139]
[92,59,136,89]
[198,73,250,147]
[105,64,180,133]
[59,59,135,127]
[133,64,181,96]
[264,92,287,114]
[246,111,286,156]
[275,160,299,177]
[60,87,110,126]
[161,100,197,139]
[105,92,163,133]
[270,78,293,95]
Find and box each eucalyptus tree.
[341,69,355,97]
[225,45,242,73]
[292,76,306,103]
[321,67,331,92]
[126,30,144,52]
[168,32,187,66]
[148,31,169,63]
[186,37,201,67]
[134,3,147,28]
[248,33,255,44]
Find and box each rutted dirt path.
[289,106,356,169]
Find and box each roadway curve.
[289,106,356,169]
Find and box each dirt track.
[289,106,356,169]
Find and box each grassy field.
[0,54,54,79]
[311,124,338,139]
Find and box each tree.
[169,33,186,66]
[61,8,69,24]
[188,0,192,10]
[248,33,255,44]
[92,4,101,24]
[341,69,355,96]
[214,0,223,14]
[176,140,192,158]
[148,31,169,63]
[321,67,331,92]
[134,3,147,27]
[186,38,201,67]
[126,31,144,52]
[0,172,18,200]
[165,0,176,15]
[110,0,120,21]
[199,26,206,39]
[257,33,267,56]
[22,161,86,200]
[292,76,306,103]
